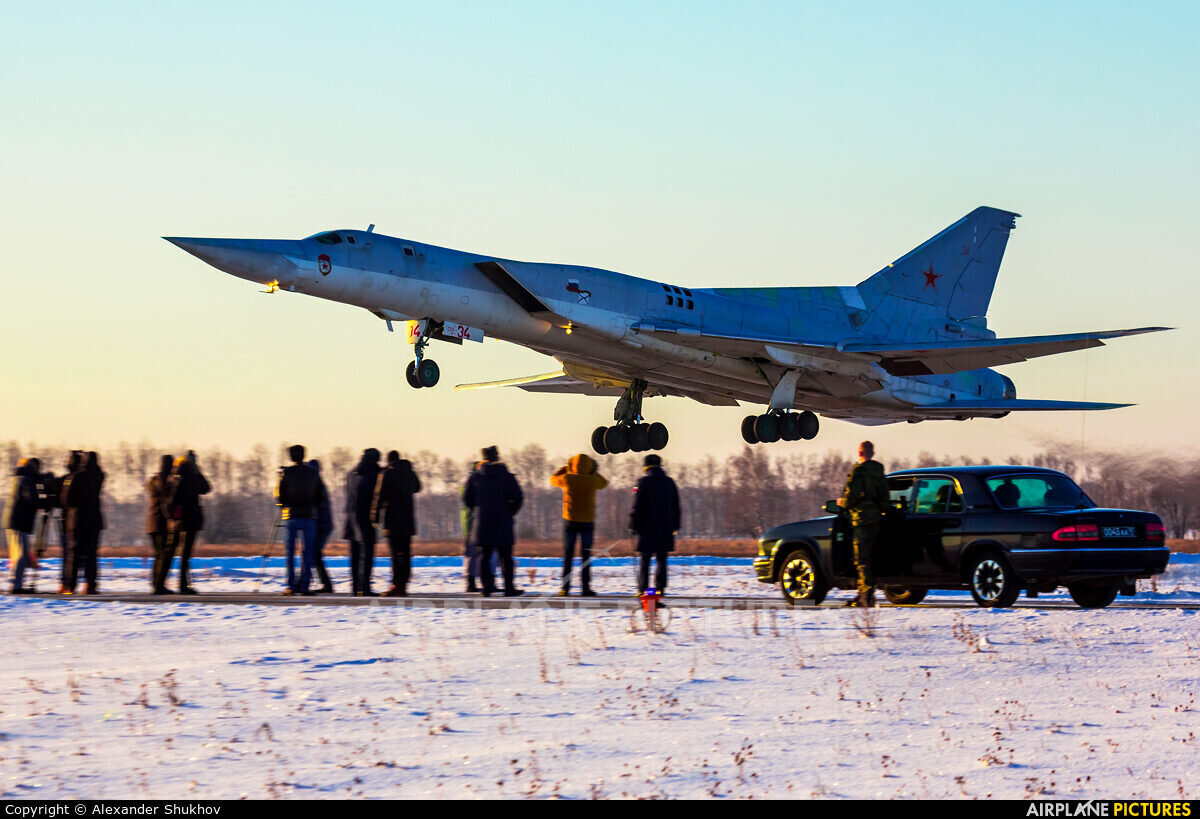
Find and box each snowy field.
[1,555,1198,799]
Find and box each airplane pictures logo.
[566,279,592,304]
[318,254,331,275]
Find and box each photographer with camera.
[166,451,211,595]
[5,458,41,594]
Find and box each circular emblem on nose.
[318,254,331,275]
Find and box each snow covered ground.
[1,555,1198,799]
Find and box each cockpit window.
[314,232,343,245]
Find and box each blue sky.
[2,1,1197,462]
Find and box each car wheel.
[967,551,1021,608]
[1068,583,1119,609]
[779,549,828,606]
[883,587,927,605]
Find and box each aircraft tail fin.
[856,206,1020,325]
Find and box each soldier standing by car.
[838,440,889,607]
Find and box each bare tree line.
[1,440,1194,546]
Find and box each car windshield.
[986,474,1093,510]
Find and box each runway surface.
[15,590,1200,611]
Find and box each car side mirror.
[823,500,840,515]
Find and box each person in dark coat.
[166,454,211,594]
[276,444,325,595]
[146,454,177,594]
[371,451,421,597]
[344,448,381,596]
[460,461,483,592]
[307,460,335,594]
[463,446,524,597]
[57,451,84,594]
[629,454,680,597]
[65,451,105,595]
[5,458,41,594]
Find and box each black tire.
[405,360,422,389]
[883,587,928,605]
[591,426,609,455]
[1068,583,1120,609]
[797,410,819,440]
[780,413,801,441]
[779,549,828,606]
[967,551,1021,608]
[603,425,630,454]
[647,422,669,450]
[740,415,759,445]
[755,414,780,444]
[416,359,440,388]
[629,423,650,452]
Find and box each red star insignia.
[922,263,939,290]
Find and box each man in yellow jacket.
[550,453,608,596]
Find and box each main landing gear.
[740,410,819,445]
[592,379,670,455]
[405,325,440,389]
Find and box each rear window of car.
[986,474,1092,510]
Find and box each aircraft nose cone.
[164,236,299,283]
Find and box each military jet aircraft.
[166,206,1165,454]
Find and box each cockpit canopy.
[311,231,343,245]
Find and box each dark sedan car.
[754,466,1170,608]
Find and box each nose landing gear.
[741,410,818,445]
[406,325,440,389]
[591,379,670,455]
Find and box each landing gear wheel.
[967,551,1021,608]
[779,549,828,606]
[780,413,801,441]
[755,414,780,444]
[603,425,630,454]
[741,415,759,445]
[647,422,669,451]
[629,423,650,452]
[797,410,819,440]
[883,587,928,605]
[405,361,422,389]
[591,427,609,456]
[1068,583,1120,609]
[415,359,440,388]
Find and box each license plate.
[1103,526,1136,538]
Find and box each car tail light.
[1145,523,1166,541]
[1052,523,1100,542]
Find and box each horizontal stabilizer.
[842,326,1170,376]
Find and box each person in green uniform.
[838,440,889,607]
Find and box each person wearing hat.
[463,445,524,597]
[165,452,211,595]
[550,453,608,596]
[629,453,680,599]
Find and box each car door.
[893,476,965,580]
[874,475,916,579]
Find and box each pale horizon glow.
[2,1,1197,467]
